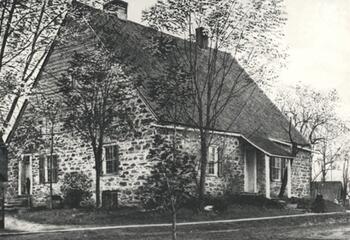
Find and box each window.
[104,145,119,174]
[270,157,282,181]
[207,146,223,176]
[39,155,58,184]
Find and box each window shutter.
[53,155,58,183]
[39,155,45,184]
[114,145,119,174]
[269,157,274,181]
[217,147,224,177]
[281,159,286,179]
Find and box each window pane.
[208,162,215,174]
[105,145,119,174]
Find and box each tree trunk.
[48,123,54,209]
[0,0,17,71]
[95,156,101,208]
[198,132,208,210]
[171,208,177,240]
[94,146,103,208]
[278,167,288,198]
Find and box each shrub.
[61,172,92,208]
[211,196,230,213]
[311,194,325,213]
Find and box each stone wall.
[6,91,158,207]
[292,149,311,197]
[155,128,245,197]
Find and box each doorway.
[245,146,257,193]
[18,155,32,195]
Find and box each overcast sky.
[127,0,350,120]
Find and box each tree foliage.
[61,171,92,208]
[143,0,287,207]
[58,48,132,208]
[141,133,196,240]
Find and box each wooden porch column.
[18,160,21,195]
[287,159,292,198]
[265,154,270,199]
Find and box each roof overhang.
[152,123,301,158]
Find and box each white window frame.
[271,157,282,181]
[39,155,58,184]
[103,144,119,175]
[207,146,218,176]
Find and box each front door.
[245,147,257,193]
[19,155,32,195]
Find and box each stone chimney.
[103,0,128,20]
[196,27,208,49]
[73,0,128,20]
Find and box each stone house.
[4,1,312,207]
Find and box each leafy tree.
[141,133,196,240]
[58,48,132,208]
[143,0,287,207]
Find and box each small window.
[271,157,282,181]
[105,145,119,174]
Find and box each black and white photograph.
[0,0,349,239]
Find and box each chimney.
[196,27,208,49]
[103,0,128,20]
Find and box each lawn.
[10,204,303,226]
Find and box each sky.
[127,0,350,120]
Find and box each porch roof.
[244,135,294,158]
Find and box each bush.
[211,196,230,213]
[311,194,325,213]
[61,172,92,208]
[224,193,284,209]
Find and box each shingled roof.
[74,3,309,152]
[7,2,310,158]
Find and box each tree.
[275,84,348,182]
[0,0,65,134]
[141,133,196,240]
[31,89,62,209]
[143,0,287,207]
[58,48,132,208]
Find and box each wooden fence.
[310,181,342,202]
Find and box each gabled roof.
[75,3,309,150]
[7,2,310,158]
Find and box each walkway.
[1,212,349,236]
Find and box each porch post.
[287,159,292,198]
[29,156,33,195]
[18,159,21,195]
[265,154,270,199]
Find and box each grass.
[10,203,303,226]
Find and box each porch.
[243,140,293,199]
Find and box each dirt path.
[285,225,350,240]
